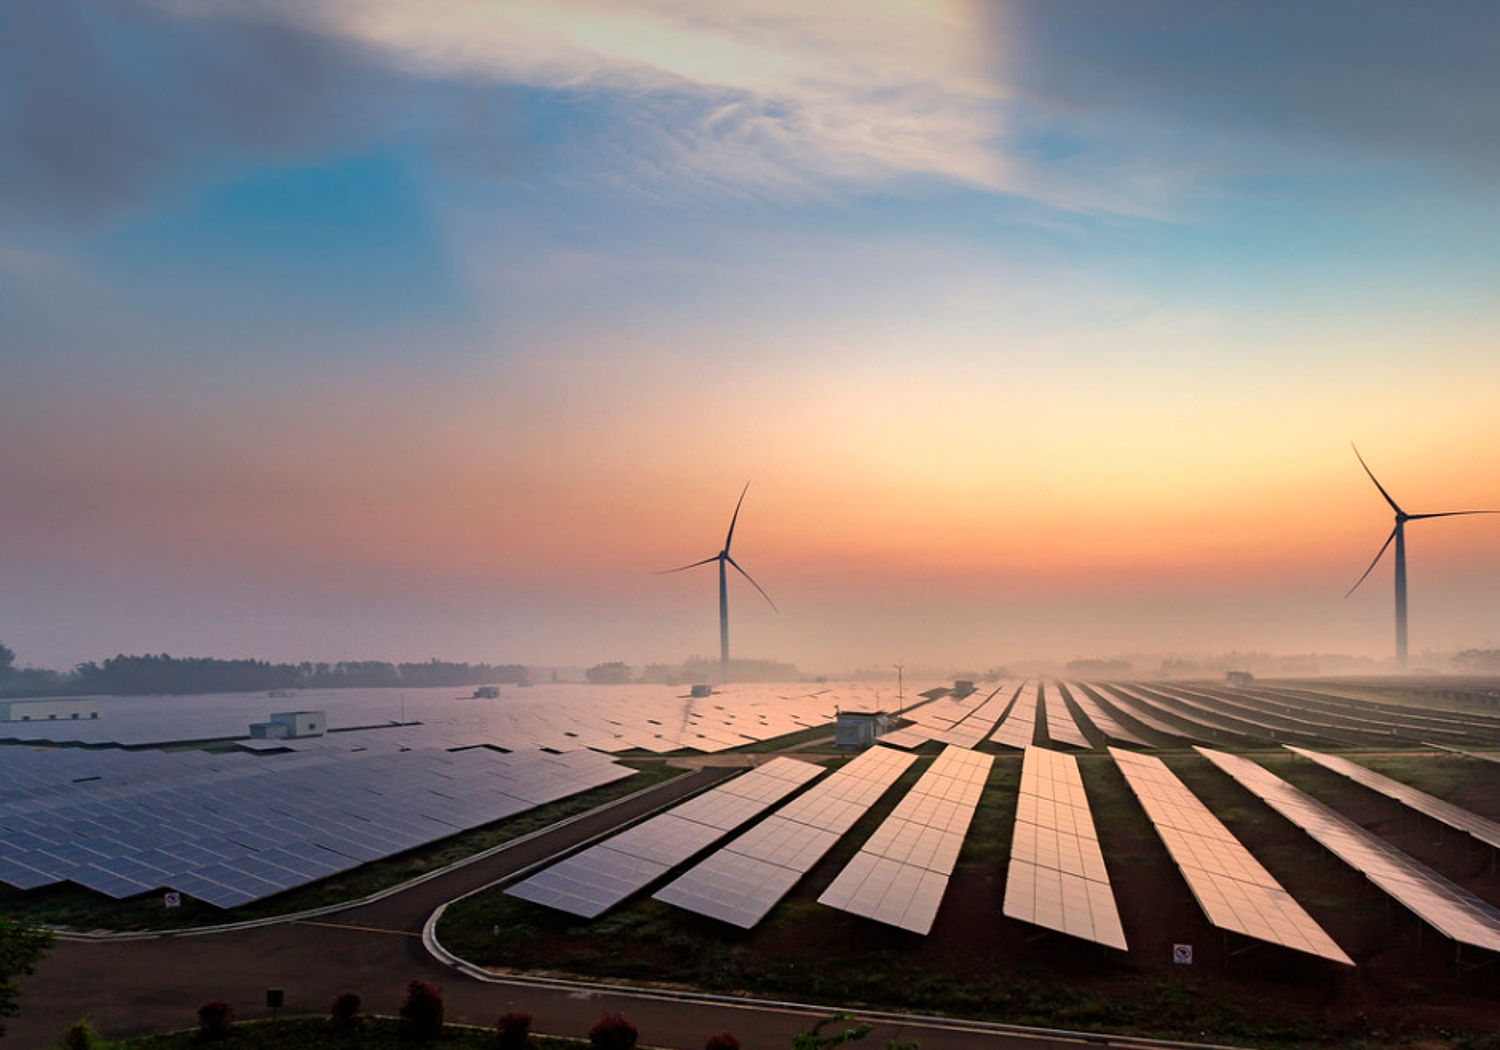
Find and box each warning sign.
[1172,943,1193,965]
[164,891,181,908]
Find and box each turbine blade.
[724,481,751,552]
[726,554,778,612]
[657,554,721,575]
[1351,443,1405,516]
[1406,510,1500,520]
[1345,526,1398,598]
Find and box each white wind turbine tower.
[661,482,776,682]
[1346,444,1498,669]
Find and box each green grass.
[730,725,836,753]
[2,761,681,933]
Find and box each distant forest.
[0,643,528,697]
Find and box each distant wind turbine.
[661,482,777,682]
[1346,444,1498,669]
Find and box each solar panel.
[1284,746,1500,852]
[1002,746,1126,949]
[1040,682,1090,749]
[1060,683,1149,747]
[1110,747,1351,964]
[506,757,824,918]
[930,685,1017,748]
[1084,684,1199,742]
[1198,747,1500,954]
[654,745,916,927]
[879,687,1004,750]
[818,745,992,933]
[989,682,1040,749]
[0,744,636,906]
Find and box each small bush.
[589,1012,638,1050]
[704,1033,740,1050]
[60,1019,98,1050]
[195,1001,233,1041]
[496,1011,533,1050]
[399,980,444,1040]
[330,992,362,1031]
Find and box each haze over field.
[4,1,1500,673]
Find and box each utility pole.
[893,663,904,708]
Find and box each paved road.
[10,767,735,1045]
[9,766,1211,1050]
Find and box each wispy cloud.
[172,0,1011,196]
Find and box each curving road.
[10,767,1218,1050]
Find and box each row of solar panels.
[0,745,634,908]
[0,681,885,751]
[1079,681,1500,750]
[506,743,1500,963]
[881,680,1147,753]
[888,678,1500,756]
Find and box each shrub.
[496,1011,532,1050]
[195,1000,233,1041]
[589,1011,638,1050]
[399,980,444,1040]
[330,992,362,1032]
[60,1018,98,1050]
[705,1033,740,1050]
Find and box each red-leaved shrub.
[399,980,444,1040]
[705,1033,741,1050]
[196,1000,233,1041]
[496,1010,533,1050]
[330,991,362,1031]
[589,1012,638,1050]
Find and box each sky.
[4,0,1500,675]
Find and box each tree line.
[0,643,527,697]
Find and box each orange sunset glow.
[4,0,1500,675]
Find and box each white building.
[0,698,103,723]
[834,710,889,749]
[249,710,327,739]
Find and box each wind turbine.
[1346,444,1497,669]
[661,482,777,682]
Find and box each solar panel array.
[1198,748,1500,954]
[1086,684,1197,742]
[989,681,1040,749]
[1259,685,1500,749]
[1159,684,1360,747]
[1040,683,1090,749]
[879,687,998,750]
[0,745,633,907]
[0,681,905,753]
[929,686,1017,748]
[1284,746,1500,851]
[654,745,916,928]
[1059,683,1150,747]
[1111,747,1351,964]
[504,757,824,917]
[818,746,992,933]
[1003,746,1127,948]
[1114,684,1261,744]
